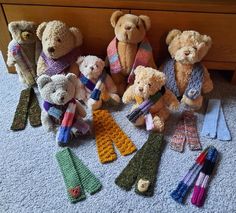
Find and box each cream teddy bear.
[36,20,83,77]
[7,20,41,86]
[122,66,179,132]
[37,73,89,145]
[107,11,157,96]
[161,29,213,110]
[76,55,120,110]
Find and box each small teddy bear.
[107,11,157,96]
[161,29,213,110]
[37,73,90,145]
[36,20,83,77]
[76,55,120,110]
[122,66,179,132]
[7,20,41,86]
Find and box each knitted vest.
[162,58,203,100]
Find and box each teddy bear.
[107,11,157,96]
[161,29,213,110]
[37,73,90,145]
[36,20,83,77]
[76,55,120,110]
[7,20,41,86]
[122,65,179,132]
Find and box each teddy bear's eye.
[119,24,122,27]
[85,65,87,68]
[45,38,48,41]
[95,64,98,68]
[148,83,151,87]
[57,38,61,42]
[137,81,140,84]
[193,46,197,50]
[52,89,56,93]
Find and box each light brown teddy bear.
[7,20,41,86]
[161,29,213,110]
[107,11,156,96]
[122,66,179,132]
[36,20,83,77]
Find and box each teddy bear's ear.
[134,65,145,75]
[154,71,166,86]
[202,35,212,47]
[37,75,52,89]
[70,27,83,47]
[66,73,77,85]
[76,56,85,65]
[110,10,124,28]
[36,22,47,40]
[139,15,151,31]
[166,29,182,45]
[8,21,19,35]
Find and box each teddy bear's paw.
[181,95,202,111]
[169,101,180,111]
[152,116,165,132]
[134,115,145,126]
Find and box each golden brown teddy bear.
[36,20,83,77]
[107,11,156,96]
[122,66,179,132]
[161,29,213,110]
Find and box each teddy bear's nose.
[184,50,190,56]
[60,96,65,101]
[125,26,132,31]
[139,87,143,92]
[48,47,55,53]
[90,66,94,71]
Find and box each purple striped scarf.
[107,37,152,84]
[41,47,81,76]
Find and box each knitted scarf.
[78,71,107,101]
[162,58,204,100]
[44,98,77,145]
[8,40,36,85]
[107,37,152,83]
[56,148,102,203]
[126,86,166,123]
[171,146,218,206]
[41,47,81,76]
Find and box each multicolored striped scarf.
[126,86,166,124]
[162,58,204,100]
[107,37,152,84]
[78,71,107,101]
[41,47,81,76]
[8,40,37,86]
[44,99,89,145]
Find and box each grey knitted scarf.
[162,58,203,100]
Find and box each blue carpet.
[0,52,236,213]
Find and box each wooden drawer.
[3,5,128,58]
[132,10,236,65]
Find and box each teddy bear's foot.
[110,93,121,104]
[134,115,145,126]
[87,98,102,110]
[152,116,165,132]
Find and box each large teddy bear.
[76,55,120,110]
[107,11,156,96]
[37,73,89,145]
[7,20,41,86]
[36,20,83,77]
[161,29,213,110]
[122,66,179,132]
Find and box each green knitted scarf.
[56,148,102,203]
[115,133,164,197]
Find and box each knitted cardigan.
[162,58,203,100]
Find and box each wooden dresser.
[0,0,236,83]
